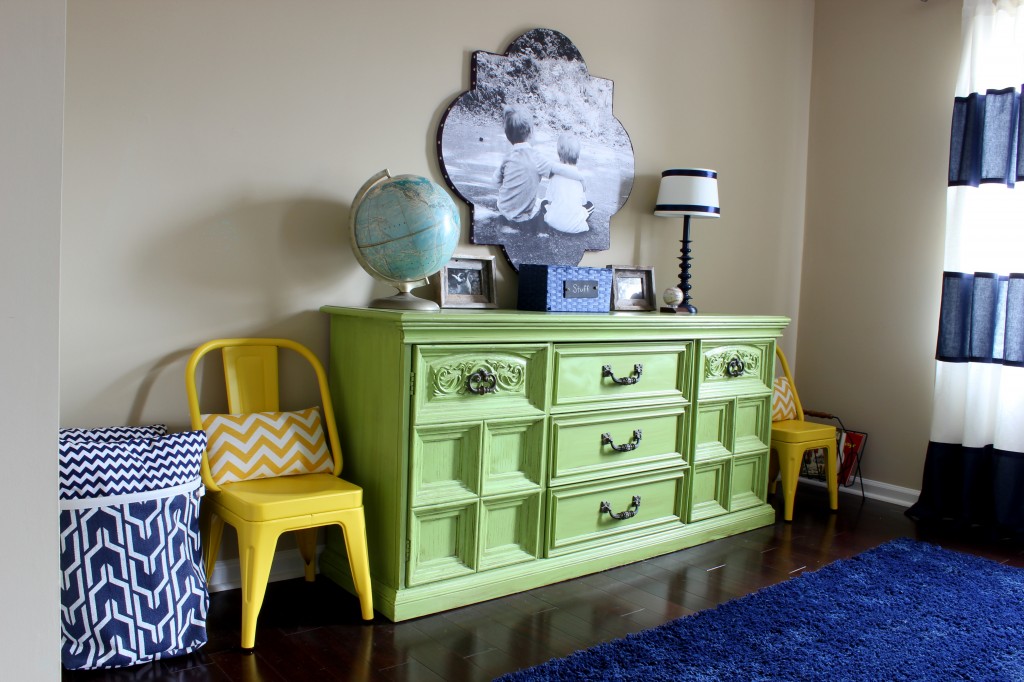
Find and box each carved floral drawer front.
[545,468,687,557]
[549,406,686,487]
[413,344,548,423]
[698,341,772,399]
[551,343,690,411]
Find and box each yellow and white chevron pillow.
[772,377,799,422]
[201,407,333,484]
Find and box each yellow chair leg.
[337,510,374,621]
[236,525,278,650]
[296,528,318,582]
[200,506,224,582]
[825,441,839,511]
[776,444,802,522]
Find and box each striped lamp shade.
[654,169,720,218]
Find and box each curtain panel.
[908,0,1024,537]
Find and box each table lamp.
[654,168,720,314]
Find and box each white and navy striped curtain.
[908,0,1024,537]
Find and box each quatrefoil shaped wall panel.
[437,28,635,270]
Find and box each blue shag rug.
[496,538,1024,681]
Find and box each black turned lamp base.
[662,215,699,315]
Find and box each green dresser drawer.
[690,460,729,521]
[407,492,544,586]
[731,452,768,511]
[546,468,686,557]
[407,501,478,587]
[549,406,685,486]
[551,343,690,411]
[410,416,545,508]
[698,341,773,399]
[413,344,548,423]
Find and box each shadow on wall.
[122,196,368,430]
[139,196,357,312]
[126,310,329,431]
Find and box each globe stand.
[372,283,439,311]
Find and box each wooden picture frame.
[439,256,498,308]
[609,265,656,312]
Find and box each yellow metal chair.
[185,338,373,649]
[769,346,839,522]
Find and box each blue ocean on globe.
[353,174,461,283]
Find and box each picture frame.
[436,28,635,271]
[609,265,657,312]
[439,255,498,309]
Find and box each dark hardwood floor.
[63,486,1024,681]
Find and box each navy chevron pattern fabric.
[59,425,168,443]
[59,431,206,501]
[60,489,208,670]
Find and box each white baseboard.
[800,476,920,508]
[207,546,321,593]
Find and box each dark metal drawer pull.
[466,369,497,395]
[602,363,643,385]
[601,428,643,452]
[726,357,745,377]
[600,495,642,520]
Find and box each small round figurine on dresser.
[662,287,685,309]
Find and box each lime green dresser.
[319,306,788,621]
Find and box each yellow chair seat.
[771,420,836,444]
[215,473,363,523]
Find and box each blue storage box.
[517,264,613,312]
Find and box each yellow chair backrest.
[772,346,805,422]
[223,345,280,413]
[185,338,343,491]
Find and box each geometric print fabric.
[57,425,208,669]
[772,376,799,422]
[59,490,208,670]
[201,407,333,485]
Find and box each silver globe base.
[370,291,440,311]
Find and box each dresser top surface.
[321,306,790,342]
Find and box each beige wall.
[2,0,970,671]
[1,1,65,678]
[800,0,961,491]
[60,0,814,430]
[62,1,966,493]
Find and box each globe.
[350,170,461,310]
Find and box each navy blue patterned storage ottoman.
[517,264,613,312]
[58,426,209,670]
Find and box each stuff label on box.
[564,280,598,298]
